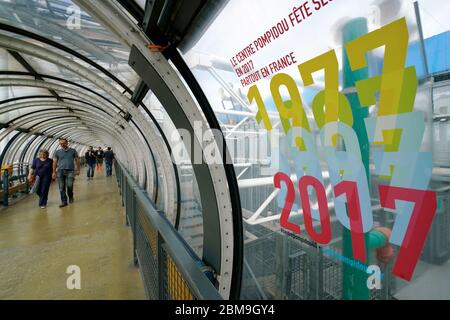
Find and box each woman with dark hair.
[28,149,53,209]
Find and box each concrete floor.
[0,167,145,299]
[394,259,450,300]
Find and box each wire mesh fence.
[115,161,221,300]
[242,228,393,300]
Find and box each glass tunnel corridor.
[1,0,450,302]
[0,168,144,299]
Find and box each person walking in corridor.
[85,146,96,180]
[52,138,80,208]
[95,146,104,172]
[103,147,115,176]
[28,149,53,209]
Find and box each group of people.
[27,138,114,209]
[84,146,114,179]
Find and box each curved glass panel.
[0,0,139,91]
[185,0,450,300]
[142,91,204,258]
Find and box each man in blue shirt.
[52,138,80,207]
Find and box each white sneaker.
[40,206,46,209]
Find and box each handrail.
[116,160,222,300]
[1,163,29,207]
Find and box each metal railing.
[241,231,393,300]
[1,163,29,207]
[114,160,222,300]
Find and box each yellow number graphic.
[345,17,418,151]
[298,50,353,128]
[247,84,272,131]
[270,73,310,150]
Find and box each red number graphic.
[378,185,437,281]
[274,172,300,234]
[298,175,332,244]
[334,180,367,263]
